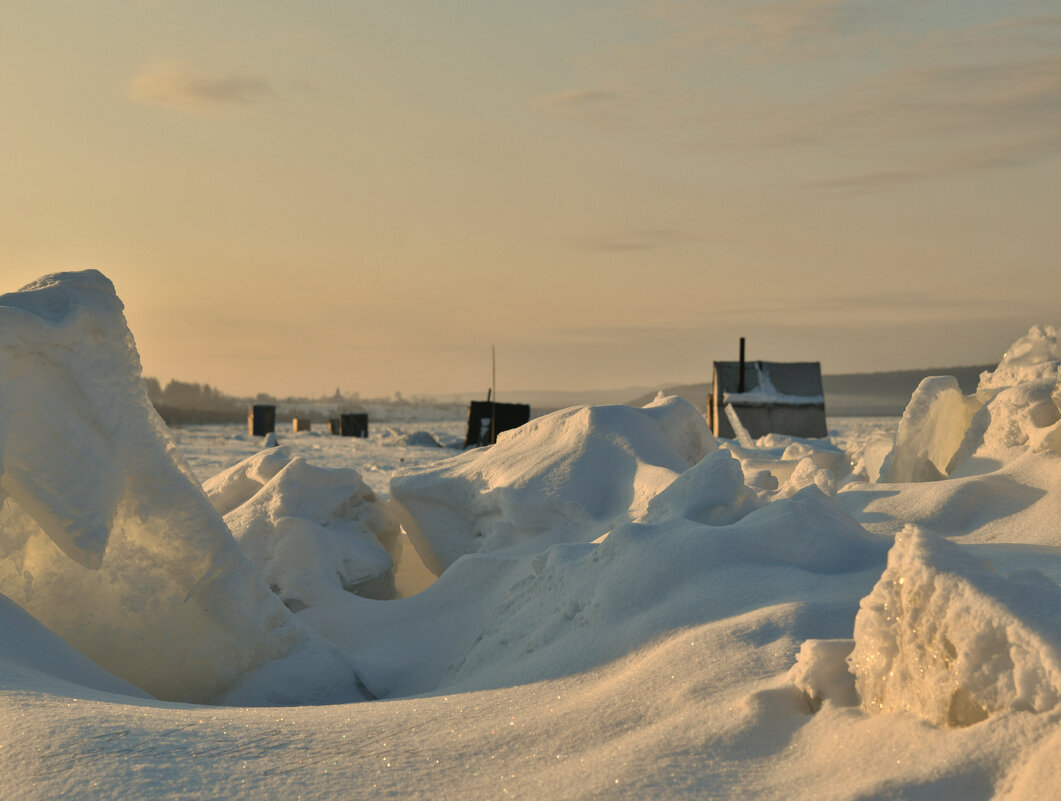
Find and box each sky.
[1,1,1059,398]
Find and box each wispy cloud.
[641,0,885,57]
[779,292,1039,322]
[804,136,1061,192]
[664,15,1061,190]
[547,324,690,344]
[540,88,636,127]
[795,53,1061,190]
[586,5,1061,191]
[129,61,272,113]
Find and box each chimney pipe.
[738,337,746,393]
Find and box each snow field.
[4,272,1061,799]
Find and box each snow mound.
[380,427,444,448]
[641,448,761,526]
[390,394,717,574]
[210,449,400,606]
[0,271,367,704]
[445,487,885,690]
[877,325,1061,483]
[849,526,1061,726]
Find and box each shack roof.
[713,361,824,406]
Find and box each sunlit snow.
[4,271,1061,800]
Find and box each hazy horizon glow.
[2,2,1058,397]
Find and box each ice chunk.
[859,431,895,483]
[0,274,132,568]
[0,592,150,698]
[724,403,756,449]
[875,326,1061,484]
[955,374,1061,471]
[390,395,715,574]
[849,526,1061,726]
[0,271,367,703]
[878,376,983,483]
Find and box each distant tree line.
[143,376,460,426]
[144,378,246,425]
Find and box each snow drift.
[0,271,366,704]
[444,485,886,692]
[390,393,717,574]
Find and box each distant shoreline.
[152,364,994,425]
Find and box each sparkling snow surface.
[5,273,1061,801]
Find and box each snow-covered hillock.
[0,271,367,704]
[390,393,717,574]
[444,486,887,691]
[206,448,400,606]
[379,427,449,448]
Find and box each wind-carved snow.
[0,271,367,704]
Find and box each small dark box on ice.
[464,401,531,448]
[248,404,276,436]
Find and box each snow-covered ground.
[170,418,469,497]
[5,272,1061,800]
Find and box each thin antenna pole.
[491,345,497,443]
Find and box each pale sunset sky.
[2,1,1058,397]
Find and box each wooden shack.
[332,412,368,438]
[248,404,276,436]
[292,418,312,432]
[464,400,530,448]
[710,360,827,440]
